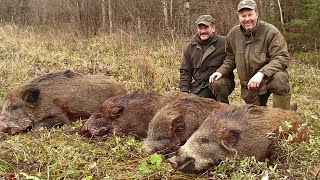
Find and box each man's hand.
[247,72,265,90]
[209,72,222,83]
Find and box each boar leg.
[32,116,70,130]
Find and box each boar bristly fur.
[79,91,190,139]
[168,104,308,173]
[141,96,230,155]
[0,70,127,134]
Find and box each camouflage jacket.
[217,20,290,93]
[179,34,234,93]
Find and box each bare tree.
[101,0,106,32]
[137,16,141,34]
[184,0,191,35]
[170,0,173,24]
[163,0,169,30]
[108,0,112,34]
[276,0,285,32]
[0,0,249,36]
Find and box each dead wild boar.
[78,91,189,139]
[0,70,127,135]
[168,104,308,173]
[141,96,230,155]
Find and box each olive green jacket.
[179,34,234,93]
[217,20,290,94]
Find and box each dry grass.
[0,24,319,179]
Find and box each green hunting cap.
[237,0,257,12]
[195,15,214,26]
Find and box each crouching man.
[179,15,235,104]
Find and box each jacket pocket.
[250,52,267,72]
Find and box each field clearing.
[0,25,319,179]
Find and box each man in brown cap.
[209,0,296,110]
[179,15,235,104]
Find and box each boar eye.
[156,136,169,141]
[10,105,19,111]
[198,137,210,144]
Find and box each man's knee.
[210,77,235,104]
[267,71,290,95]
[194,87,215,99]
[210,77,235,95]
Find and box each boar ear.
[22,87,41,107]
[246,104,264,115]
[115,105,124,116]
[220,128,241,152]
[63,70,75,78]
[106,105,124,119]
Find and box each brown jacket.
[217,20,290,95]
[179,34,234,93]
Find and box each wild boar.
[78,91,189,139]
[0,70,127,135]
[168,104,308,173]
[141,96,230,155]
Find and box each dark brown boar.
[0,70,127,135]
[141,96,230,155]
[78,91,189,139]
[168,104,309,173]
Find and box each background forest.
[0,0,319,52]
[0,0,319,179]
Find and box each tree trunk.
[101,0,106,32]
[162,0,169,30]
[85,0,90,37]
[170,0,173,25]
[76,0,85,35]
[276,0,285,33]
[108,0,112,34]
[137,16,141,34]
[184,0,191,35]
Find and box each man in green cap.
[209,0,296,110]
[179,15,235,104]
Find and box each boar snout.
[168,153,222,173]
[0,114,4,121]
[79,124,110,137]
[140,144,154,154]
[0,122,9,133]
[0,122,31,135]
[79,113,111,137]
[78,128,93,138]
[168,156,178,169]
[141,142,175,155]
[168,155,197,173]
[79,121,90,136]
[78,123,97,138]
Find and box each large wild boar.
[168,104,308,173]
[0,70,127,135]
[78,91,189,139]
[141,96,230,155]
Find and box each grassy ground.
[0,24,319,179]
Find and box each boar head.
[0,87,40,134]
[79,105,124,137]
[168,113,242,173]
[141,110,185,155]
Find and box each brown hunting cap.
[195,15,214,26]
[237,0,257,12]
